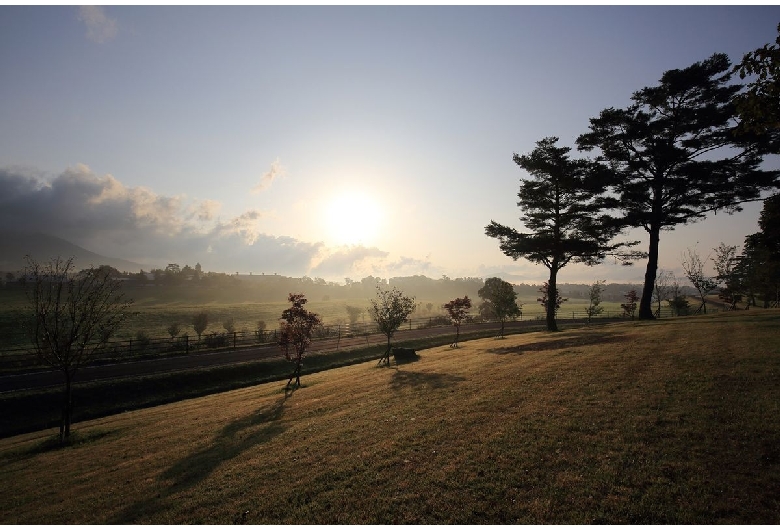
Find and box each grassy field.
[0,287,633,349]
[2,311,778,523]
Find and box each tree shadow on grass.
[486,331,628,356]
[390,370,465,391]
[110,389,292,523]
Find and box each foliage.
[577,53,779,319]
[712,243,743,309]
[668,295,690,317]
[537,281,567,313]
[278,293,322,388]
[368,285,416,365]
[585,280,606,322]
[680,247,719,314]
[345,305,364,326]
[167,322,182,339]
[192,311,209,341]
[204,332,230,349]
[444,296,472,347]
[486,137,639,332]
[621,290,639,319]
[222,317,236,334]
[739,194,780,307]
[21,255,133,443]
[733,23,780,145]
[477,277,521,338]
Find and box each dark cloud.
[0,165,393,279]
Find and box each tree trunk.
[639,226,661,320]
[61,371,73,444]
[547,269,559,332]
[380,335,391,364]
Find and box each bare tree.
[23,256,133,443]
[681,247,718,314]
[653,270,675,318]
[368,285,416,365]
[279,293,322,388]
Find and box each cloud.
[0,164,324,276]
[209,210,265,245]
[0,164,447,281]
[188,199,222,222]
[310,245,389,278]
[78,6,118,44]
[252,158,286,193]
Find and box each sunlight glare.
[324,191,383,246]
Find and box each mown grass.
[1,311,779,524]
[0,325,546,438]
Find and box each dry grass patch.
[1,311,779,523]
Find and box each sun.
[324,191,383,246]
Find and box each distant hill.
[0,231,143,273]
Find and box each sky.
[1,5,778,285]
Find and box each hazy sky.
[1,5,778,284]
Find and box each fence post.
[185,334,189,355]
[233,331,237,350]
[128,338,132,355]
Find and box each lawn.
[1,310,778,524]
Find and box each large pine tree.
[577,53,779,319]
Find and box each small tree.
[444,296,471,348]
[345,305,364,326]
[586,280,606,323]
[653,270,675,318]
[537,281,567,319]
[23,256,133,443]
[223,316,236,334]
[668,294,690,317]
[680,247,718,314]
[278,293,322,388]
[478,277,521,339]
[368,285,416,365]
[167,322,182,340]
[192,311,208,342]
[256,320,267,342]
[621,289,639,319]
[712,243,743,310]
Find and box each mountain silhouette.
[0,231,144,273]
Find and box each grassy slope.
[1,311,779,524]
